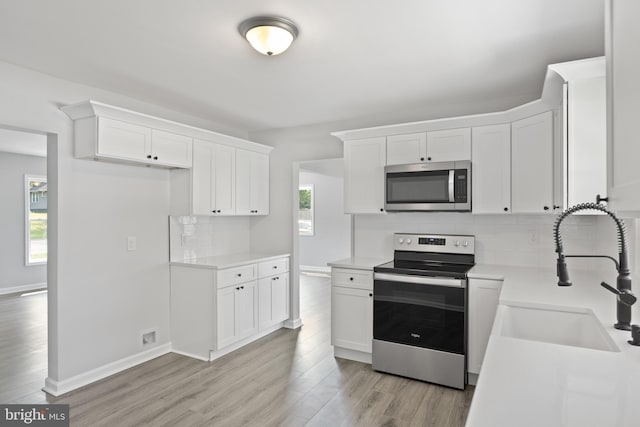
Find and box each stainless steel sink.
[493,303,620,352]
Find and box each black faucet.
[553,202,636,331]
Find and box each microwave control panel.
[454,169,468,203]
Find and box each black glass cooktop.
[374,260,473,279]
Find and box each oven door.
[373,273,466,355]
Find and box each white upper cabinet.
[344,137,387,214]
[192,140,235,216]
[97,117,152,162]
[606,0,640,213]
[426,128,471,162]
[386,133,427,165]
[62,102,195,169]
[511,112,555,214]
[472,124,511,214]
[236,149,269,216]
[150,129,193,168]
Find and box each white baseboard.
[171,348,209,362]
[0,282,47,295]
[208,323,284,361]
[468,372,479,386]
[300,266,331,274]
[43,343,172,397]
[334,346,372,364]
[283,318,303,329]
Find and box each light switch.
[127,236,137,251]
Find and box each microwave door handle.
[448,170,455,202]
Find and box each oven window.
[373,280,465,354]
[386,170,450,204]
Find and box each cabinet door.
[151,129,193,168]
[606,0,640,213]
[271,274,289,324]
[235,281,258,340]
[237,150,270,216]
[258,274,289,330]
[97,117,151,161]
[511,112,554,213]
[386,133,427,165]
[472,124,511,214]
[212,144,236,215]
[251,152,270,215]
[468,279,502,375]
[192,140,213,215]
[331,286,373,353]
[344,137,386,214]
[217,286,237,349]
[426,128,471,162]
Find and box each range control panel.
[393,233,475,254]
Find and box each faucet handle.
[601,281,637,306]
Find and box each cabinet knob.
[146,155,152,159]
[272,266,278,269]
[427,157,432,161]
[217,210,221,213]
[420,157,425,161]
[237,273,242,277]
[553,205,561,210]
[236,287,239,290]
[596,194,609,205]
[380,208,384,212]
[153,156,158,160]
[369,293,373,297]
[241,286,244,289]
[503,207,508,212]
[349,277,354,281]
[212,210,216,214]
[543,206,550,211]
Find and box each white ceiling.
[0,128,47,157]
[0,0,604,132]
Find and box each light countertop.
[170,252,290,270]
[466,264,640,427]
[327,257,391,271]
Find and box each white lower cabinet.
[258,273,290,330]
[331,267,374,361]
[468,278,503,376]
[170,255,290,361]
[217,281,258,349]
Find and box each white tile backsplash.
[354,213,635,271]
[169,216,251,261]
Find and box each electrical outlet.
[127,236,137,251]
[142,330,156,347]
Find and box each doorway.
[0,126,50,402]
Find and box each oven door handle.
[448,169,455,203]
[374,272,465,288]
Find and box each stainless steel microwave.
[384,161,471,212]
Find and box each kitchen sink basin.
[494,304,620,352]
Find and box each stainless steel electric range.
[372,233,475,389]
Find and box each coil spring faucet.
[554,202,636,331]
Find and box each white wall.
[0,151,47,292]
[0,59,247,389]
[299,159,351,270]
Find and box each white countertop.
[466,264,640,427]
[327,257,391,271]
[170,252,290,269]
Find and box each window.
[26,175,47,265]
[298,185,314,236]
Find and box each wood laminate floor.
[0,275,473,426]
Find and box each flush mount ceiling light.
[239,16,299,56]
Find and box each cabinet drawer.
[217,264,257,288]
[258,258,289,278]
[332,268,373,290]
